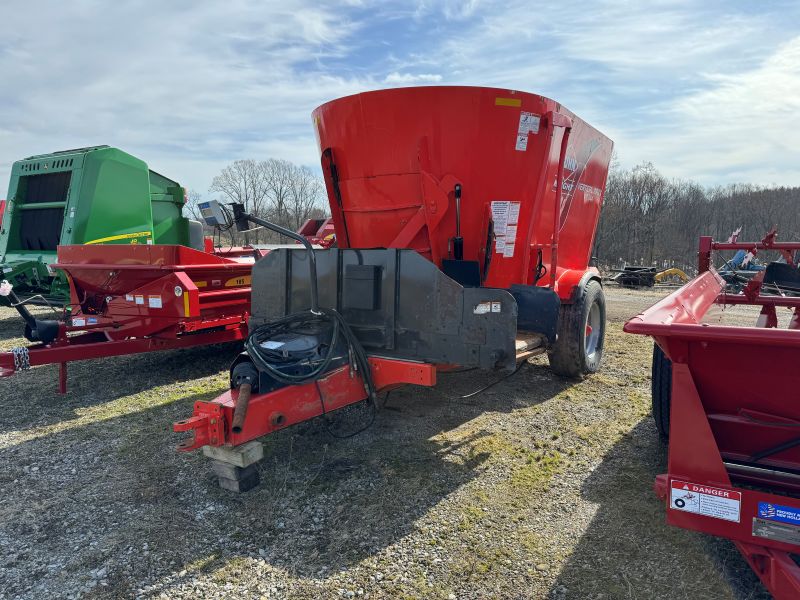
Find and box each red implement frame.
[0,244,262,392]
[625,234,800,600]
[174,357,437,451]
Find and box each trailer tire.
[548,279,605,378]
[651,343,672,440]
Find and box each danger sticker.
[670,480,741,523]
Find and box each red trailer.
[625,231,800,599]
[174,86,613,489]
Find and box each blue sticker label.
[757,502,800,525]
[87,317,98,325]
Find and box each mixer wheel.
[548,280,605,378]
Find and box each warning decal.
[670,480,741,523]
[491,200,521,258]
[514,111,541,151]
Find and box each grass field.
[0,287,769,599]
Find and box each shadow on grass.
[0,305,61,339]
[550,419,769,600]
[0,341,242,433]
[0,359,575,598]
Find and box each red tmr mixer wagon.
[174,86,613,489]
[626,231,800,599]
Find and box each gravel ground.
[0,287,771,599]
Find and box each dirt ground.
[0,286,771,599]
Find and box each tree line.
[189,157,800,268]
[594,162,800,274]
[187,158,327,245]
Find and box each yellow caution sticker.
[225,275,251,288]
[495,97,522,107]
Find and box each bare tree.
[207,158,328,245]
[594,161,800,274]
[285,165,325,231]
[184,189,204,220]
[209,160,271,243]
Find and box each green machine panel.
[0,145,191,303]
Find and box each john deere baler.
[0,145,193,303]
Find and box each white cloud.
[0,1,374,195]
[383,72,443,84]
[625,36,800,184]
[0,0,799,194]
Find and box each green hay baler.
[0,145,197,303]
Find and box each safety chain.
[12,347,30,371]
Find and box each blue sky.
[1,0,799,196]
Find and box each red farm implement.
[625,231,800,599]
[1,243,261,392]
[173,86,613,490]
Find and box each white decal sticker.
[515,111,540,151]
[261,340,285,350]
[518,111,540,134]
[473,302,491,315]
[491,200,521,258]
[670,480,741,523]
[491,302,501,313]
[134,295,144,305]
[125,294,134,302]
[148,295,162,309]
[71,318,86,327]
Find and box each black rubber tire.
[651,343,672,439]
[548,279,606,378]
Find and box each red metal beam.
[173,357,437,452]
[0,325,247,389]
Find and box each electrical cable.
[315,380,377,439]
[440,367,478,374]
[246,307,378,438]
[436,360,528,401]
